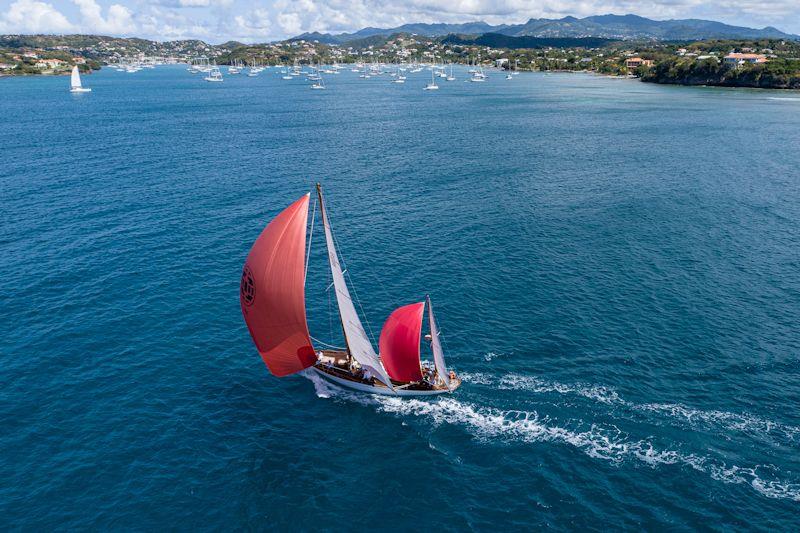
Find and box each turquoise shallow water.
[2,65,800,530]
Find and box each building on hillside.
[34,59,66,70]
[724,53,768,66]
[625,57,653,70]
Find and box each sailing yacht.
[470,55,488,82]
[69,66,91,93]
[310,68,325,89]
[240,186,461,396]
[247,58,260,77]
[423,68,439,90]
[204,65,223,82]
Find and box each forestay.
[317,186,394,388]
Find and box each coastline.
[641,78,800,90]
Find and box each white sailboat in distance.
[204,65,223,82]
[310,67,325,89]
[240,184,461,396]
[69,66,91,93]
[423,68,439,91]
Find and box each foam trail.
[498,374,621,404]
[466,372,800,442]
[303,373,800,502]
[483,352,505,362]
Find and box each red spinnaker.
[240,194,316,377]
[379,302,424,382]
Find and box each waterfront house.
[625,57,654,70]
[34,58,66,70]
[724,53,768,66]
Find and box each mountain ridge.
[292,14,798,44]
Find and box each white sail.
[427,296,450,389]
[71,66,81,89]
[318,187,393,389]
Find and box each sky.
[0,0,798,44]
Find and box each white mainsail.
[427,295,450,389]
[317,186,393,389]
[71,66,81,89]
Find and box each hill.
[442,33,616,49]
[293,14,798,44]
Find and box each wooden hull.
[312,351,460,397]
[311,366,459,396]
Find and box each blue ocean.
[2,66,800,530]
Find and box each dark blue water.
[2,66,800,530]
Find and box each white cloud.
[146,0,233,8]
[0,0,74,33]
[71,0,134,34]
[233,7,271,38]
[177,0,211,6]
[0,0,798,43]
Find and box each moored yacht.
[204,65,223,82]
[424,68,439,90]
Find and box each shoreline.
[4,64,799,92]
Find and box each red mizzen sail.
[240,194,316,377]
[379,302,424,382]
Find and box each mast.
[316,183,351,362]
[315,183,394,389]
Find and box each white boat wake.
[461,371,800,443]
[304,370,800,502]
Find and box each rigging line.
[326,194,379,347]
[325,195,394,304]
[346,269,379,347]
[327,265,334,345]
[304,196,317,282]
[310,336,347,351]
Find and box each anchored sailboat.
[70,66,91,93]
[204,64,223,82]
[424,68,439,91]
[240,185,460,396]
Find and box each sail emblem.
[240,264,256,307]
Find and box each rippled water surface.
[2,66,800,530]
